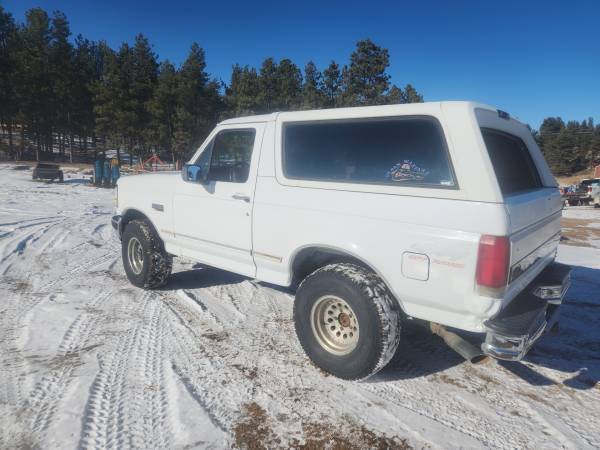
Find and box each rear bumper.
[481,262,571,361]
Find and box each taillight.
[476,235,510,289]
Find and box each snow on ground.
[563,206,600,222]
[0,163,599,449]
[561,206,600,249]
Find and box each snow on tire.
[121,219,172,289]
[293,263,401,380]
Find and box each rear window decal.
[386,160,429,182]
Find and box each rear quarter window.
[481,128,542,196]
[282,116,456,188]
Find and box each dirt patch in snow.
[233,402,411,450]
[295,423,411,450]
[561,217,600,247]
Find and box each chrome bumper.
[482,263,571,361]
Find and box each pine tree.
[259,57,278,112]
[148,61,179,163]
[49,11,75,159]
[276,58,302,110]
[130,34,158,159]
[18,8,53,159]
[72,36,102,156]
[226,64,261,116]
[0,6,20,157]
[114,42,136,164]
[302,61,324,109]
[173,43,221,161]
[402,84,423,103]
[322,61,342,107]
[345,39,391,106]
[93,42,122,161]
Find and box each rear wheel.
[121,219,172,289]
[294,263,401,380]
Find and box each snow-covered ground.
[1,163,599,449]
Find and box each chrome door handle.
[232,193,251,202]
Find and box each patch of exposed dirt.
[556,169,596,186]
[232,364,258,380]
[430,373,469,389]
[202,331,229,342]
[561,218,600,248]
[295,422,411,450]
[233,402,411,450]
[515,389,553,407]
[5,279,31,292]
[233,402,280,450]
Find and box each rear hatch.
[479,126,562,288]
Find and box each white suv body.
[114,101,571,379]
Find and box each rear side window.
[481,128,542,196]
[283,117,456,188]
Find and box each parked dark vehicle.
[32,163,64,182]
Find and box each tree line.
[536,118,600,176]
[1,7,596,175]
[0,6,422,165]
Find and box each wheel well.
[121,209,160,240]
[291,246,406,315]
[291,247,373,285]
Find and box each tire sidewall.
[121,222,152,288]
[294,270,386,380]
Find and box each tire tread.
[296,263,401,380]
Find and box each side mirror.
[182,163,207,183]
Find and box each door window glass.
[206,129,256,183]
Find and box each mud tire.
[294,263,401,380]
[121,219,172,289]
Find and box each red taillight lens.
[476,235,510,289]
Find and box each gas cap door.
[402,252,430,281]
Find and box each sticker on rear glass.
[386,160,429,182]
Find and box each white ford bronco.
[113,101,571,380]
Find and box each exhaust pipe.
[429,323,488,364]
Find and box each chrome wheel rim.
[310,295,359,355]
[127,237,144,275]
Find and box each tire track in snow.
[79,292,151,449]
[0,250,117,408]
[0,270,36,409]
[40,252,115,292]
[0,219,64,272]
[79,291,176,449]
[27,305,105,437]
[160,290,251,433]
[129,299,173,449]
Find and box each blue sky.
[3,0,599,128]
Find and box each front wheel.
[294,263,401,380]
[121,219,172,289]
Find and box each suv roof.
[218,101,519,126]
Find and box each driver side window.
[203,129,256,183]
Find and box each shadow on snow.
[160,262,600,389]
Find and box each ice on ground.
[0,163,599,449]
